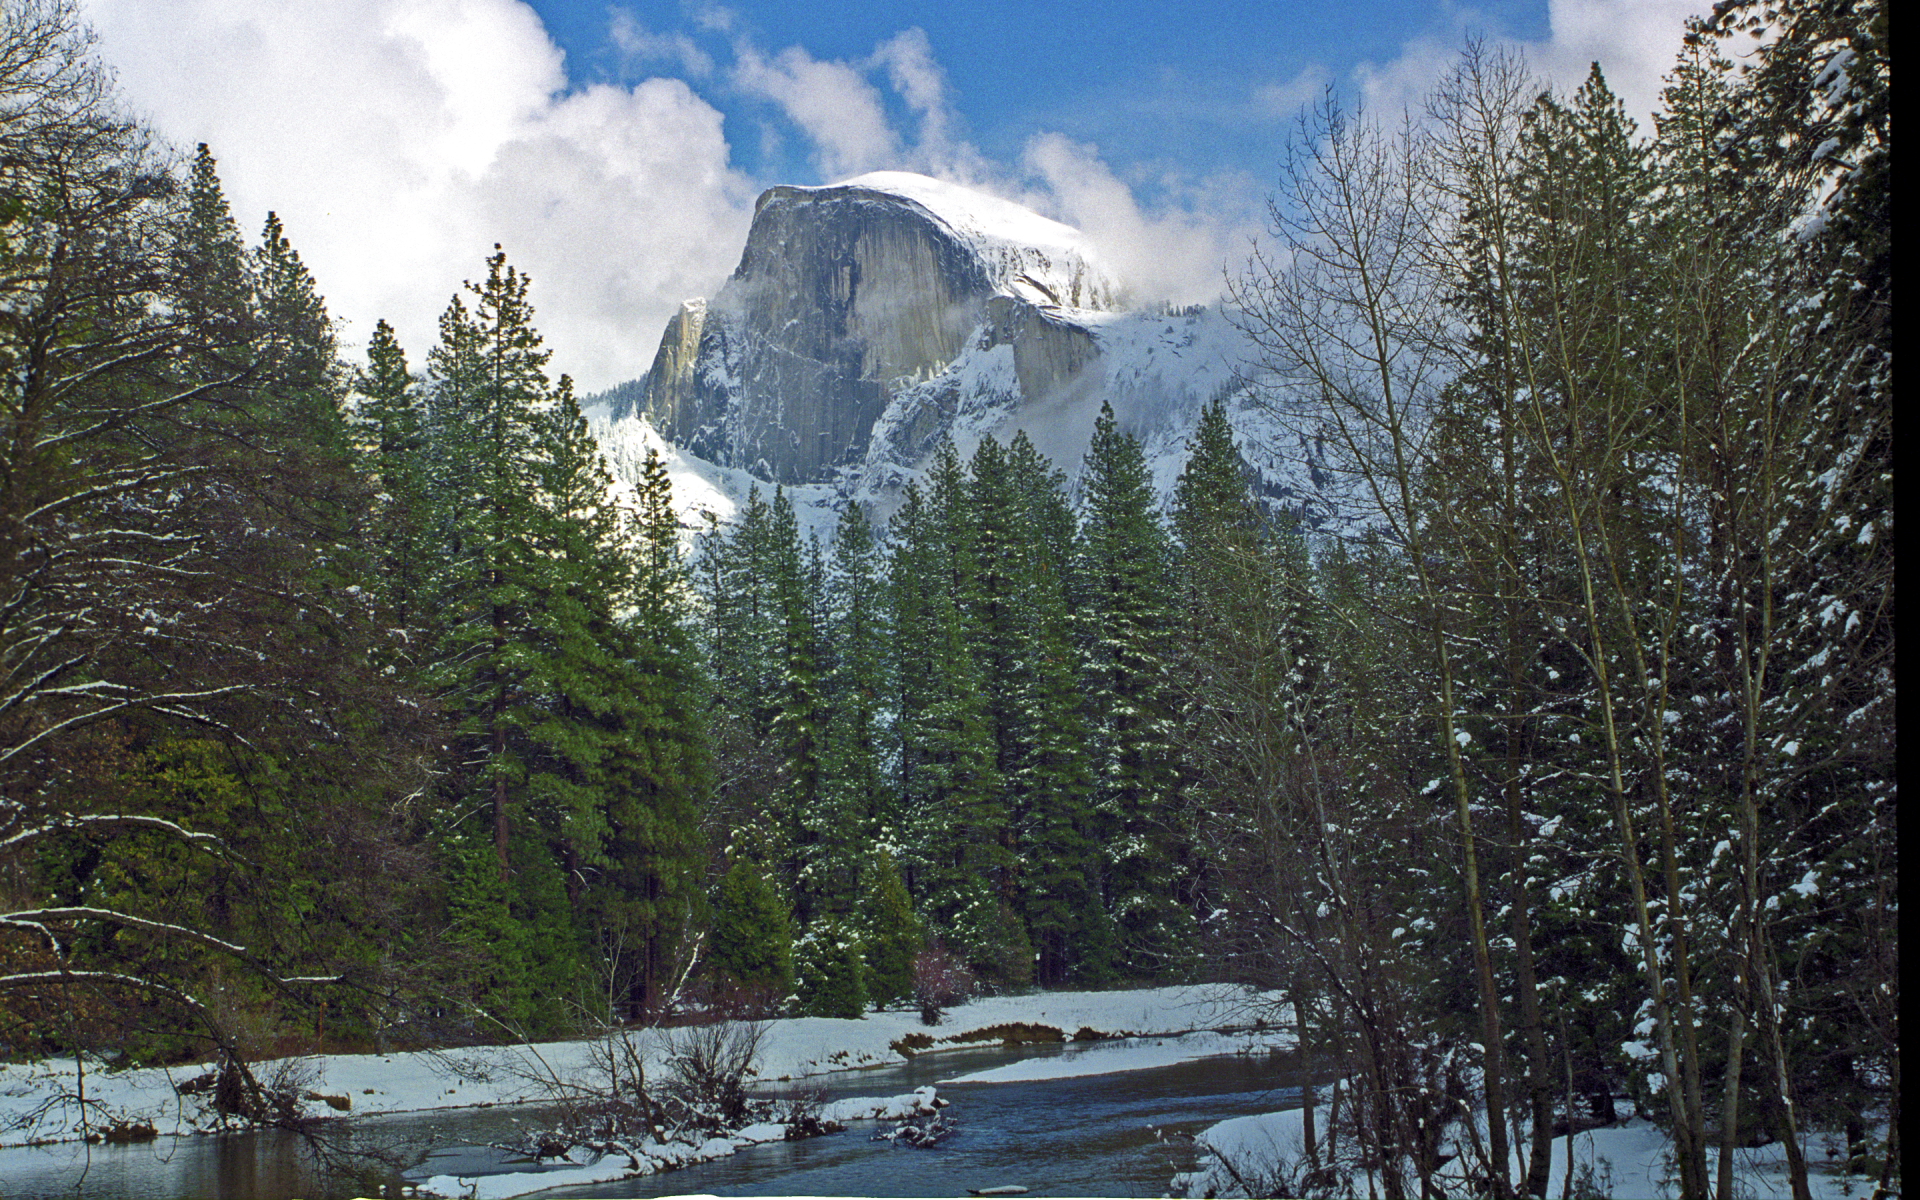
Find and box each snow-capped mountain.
[593,171,1335,534]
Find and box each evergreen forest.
[0,1,1892,1196]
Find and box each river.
[0,1038,1311,1198]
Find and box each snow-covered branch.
[0,812,224,854]
[0,684,251,765]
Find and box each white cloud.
[1530,0,1706,123]
[1354,32,1460,116]
[82,0,752,392]
[463,78,754,389]
[1020,134,1258,308]
[690,3,738,35]
[870,29,950,155]
[1354,0,1707,123]
[610,9,714,79]
[730,42,900,179]
[1254,63,1334,119]
[721,29,1250,306]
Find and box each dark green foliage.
[177,142,253,352]
[856,848,921,1006]
[709,860,794,1000]
[0,23,1892,1191]
[0,41,447,1063]
[435,821,522,1031]
[591,447,707,1018]
[509,837,589,1033]
[694,487,789,871]
[767,488,829,918]
[887,469,1010,977]
[794,919,868,1019]
[403,248,710,1033]
[1077,403,1199,981]
[811,501,893,918]
[999,434,1104,986]
[354,320,433,630]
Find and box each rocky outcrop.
[637,174,1119,485]
[640,299,710,433]
[984,294,1099,406]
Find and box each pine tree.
[888,479,1006,974]
[443,824,533,1028]
[695,486,789,848]
[414,247,677,1031]
[709,858,795,1005]
[423,248,552,880]
[811,501,892,919]
[0,21,441,1061]
[1510,68,1730,1195]
[857,847,921,1006]
[1172,398,1262,571]
[1077,402,1196,980]
[176,142,253,358]
[254,211,337,392]
[590,447,707,1017]
[1681,7,1892,1187]
[354,320,432,632]
[701,485,779,731]
[1001,433,1106,985]
[794,919,869,1019]
[766,488,828,920]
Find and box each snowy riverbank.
[0,983,1282,1150]
[1172,1099,1888,1200]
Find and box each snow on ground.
[0,984,1277,1150]
[945,1028,1285,1084]
[1172,1100,1886,1200]
[750,983,1278,1082]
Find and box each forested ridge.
[0,0,1891,1196]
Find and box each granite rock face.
[631,174,1119,485]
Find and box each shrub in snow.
[947,885,1034,989]
[911,941,977,1025]
[658,1019,767,1132]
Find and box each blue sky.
[83,0,1703,390]
[526,0,1552,194]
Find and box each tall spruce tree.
[423,249,551,883]
[589,448,706,1017]
[766,488,828,920]
[888,479,1007,974]
[415,247,666,1031]
[857,846,921,1006]
[811,501,892,919]
[709,857,794,1006]
[696,486,788,852]
[176,142,253,359]
[1077,402,1196,980]
[354,320,432,635]
[1002,433,1107,984]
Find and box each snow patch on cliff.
[828,171,1123,310]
